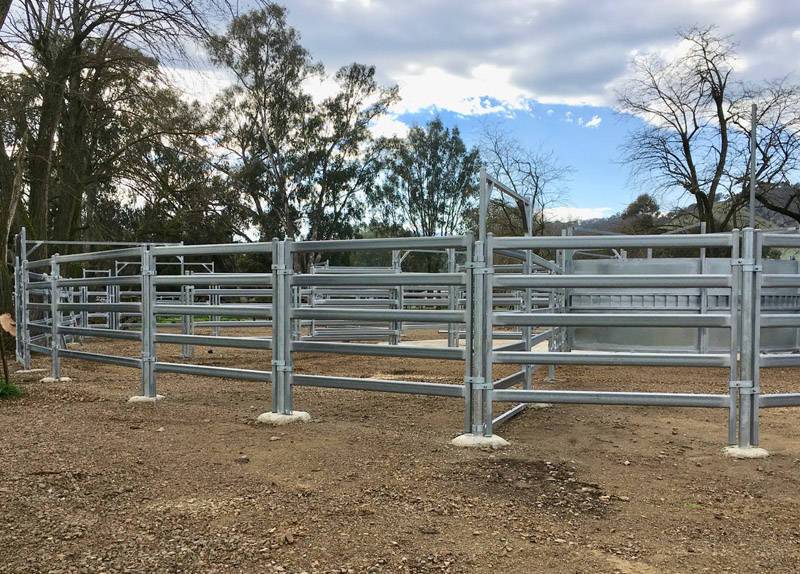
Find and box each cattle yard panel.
[12,227,800,453]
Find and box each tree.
[616,26,800,231]
[370,117,480,237]
[617,193,662,235]
[0,0,221,241]
[479,124,570,235]
[208,4,398,268]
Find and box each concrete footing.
[723,446,769,459]
[39,376,72,383]
[256,411,311,426]
[14,368,46,375]
[127,394,165,403]
[450,433,509,449]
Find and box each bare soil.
[3,331,800,573]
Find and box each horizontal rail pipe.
[493,389,729,408]
[292,236,468,253]
[493,351,730,367]
[760,393,800,408]
[761,275,800,288]
[155,333,271,350]
[59,348,142,369]
[293,374,463,397]
[293,307,465,323]
[493,370,527,390]
[762,234,800,248]
[760,314,800,328]
[154,362,272,381]
[154,304,272,317]
[294,340,464,360]
[494,312,731,328]
[494,274,731,289]
[152,243,272,257]
[492,233,733,250]
[57,276,140,287]
[58,302,141,313]
[294,273,465,287]
[59,326,141,341]
[154,274,272,286]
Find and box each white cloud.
[545,206,613,221]
[391,64,533,116]
[584,115,602,128]
[281,0,800,113]
[370,114,409,138]
[164,67,231,105]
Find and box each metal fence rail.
[12,225,800,454]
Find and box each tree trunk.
[52,69,87,247]
[0,0,12,32]
[0,132,26,316]
[27,70,68,241]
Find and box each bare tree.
[735,82,800,223]
[479,123,570,234]
[617,26,800,231]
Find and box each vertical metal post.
[271,240,294,414]
[80,285,88,340]
[699,221,708,354]
[18,228,31,369]
[564,227,575,352]
[291,283,301,341]
[478,166,489,242]
[211,261,220,337]
[140,245,157,398]
[751,230,763,445]
[749,103,757,229]
[466,238,487,435]
[180,272,194,359]
[738,228,756,448]
[49,255,61,378]
[446,248,457,348]
[522,202,534,390]
[727,229,740,446]
[13,235,22,363]
[462,235,474,433]
[482,235,495,435]
[112,262,121,331]
[391,249,402,345]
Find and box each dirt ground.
[3,331,800,573]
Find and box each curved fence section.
[12,227,800,452]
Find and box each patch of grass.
[0,379,22,399]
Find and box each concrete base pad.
[530,403,552,409]
[256,411,311,426]
[723,446,769,459]
[128,394,165,403]
[39,376,72,383]
[450,433,509,449]
[14,368,46,375]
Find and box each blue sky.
[172,0,800,220]
[398,104,643,218]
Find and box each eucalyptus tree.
[370,118,480,237]
[208,3,398,268]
